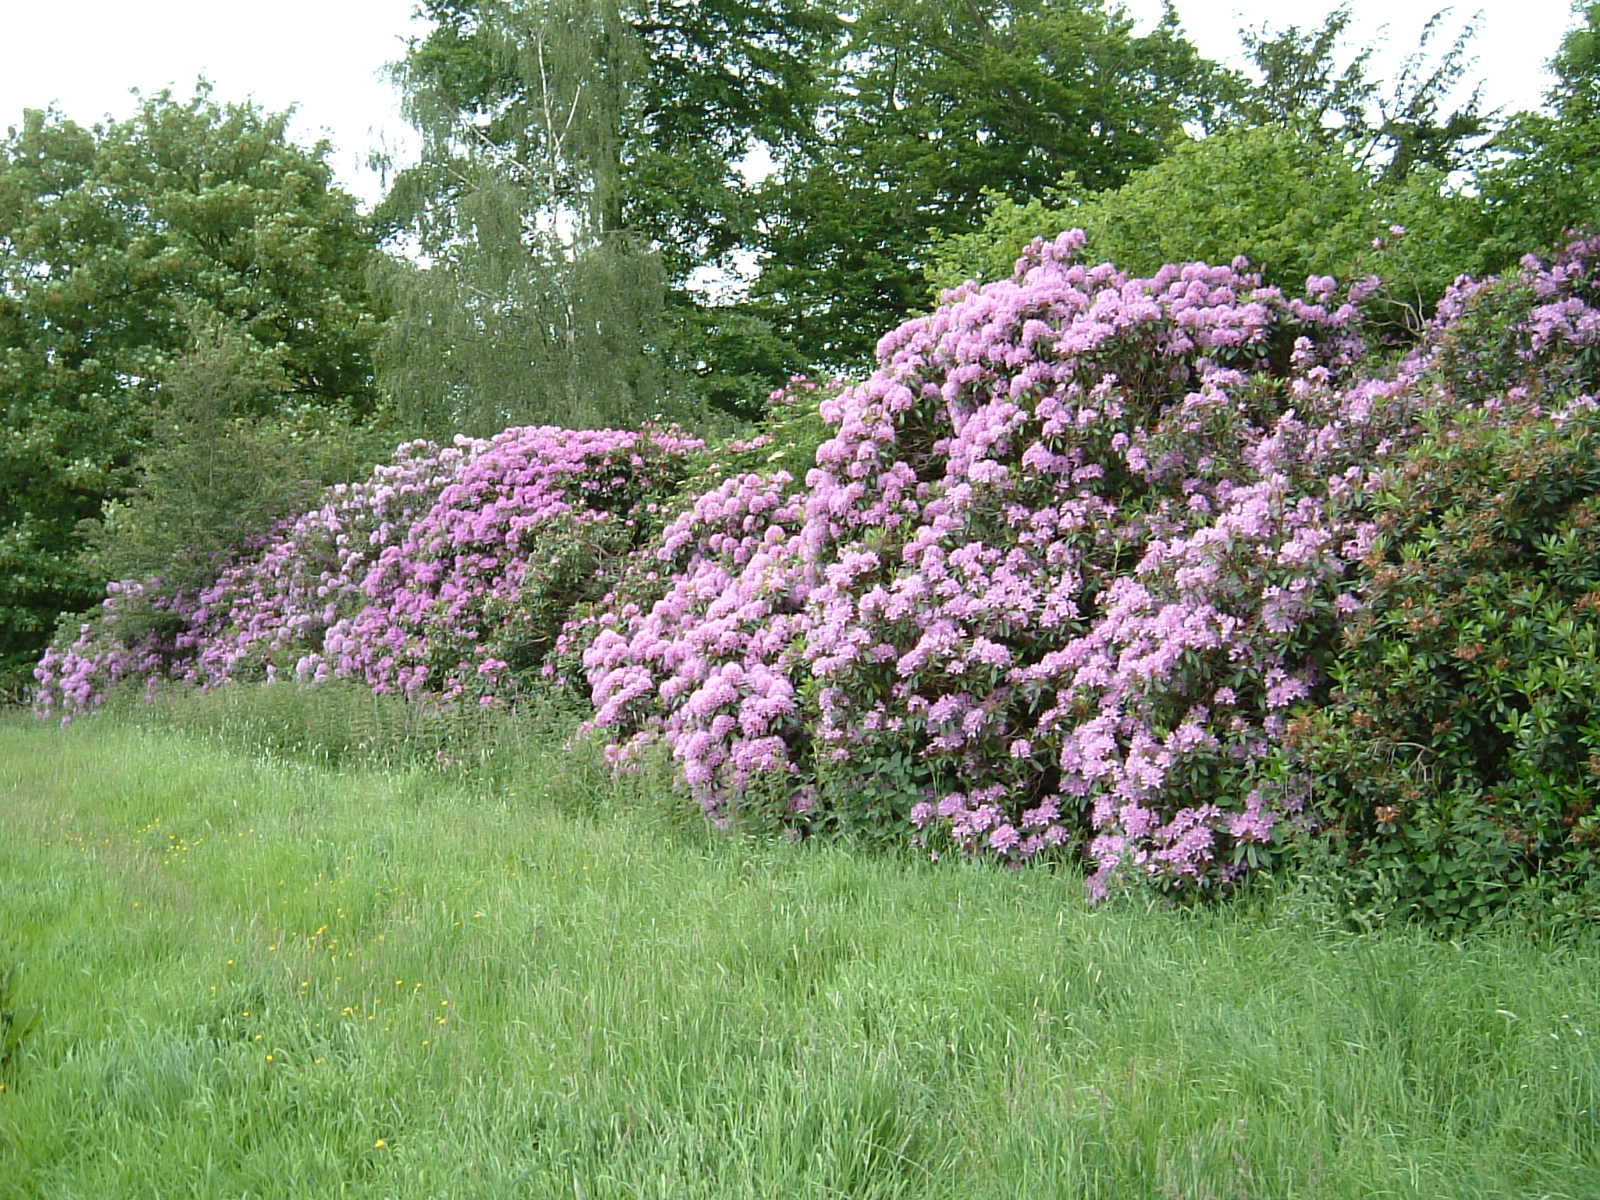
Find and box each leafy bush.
[1290,399,1600,927]
[1470,4,1600,272]
[544,377,836,697]
[83,319,397,609]
[308,425,701,701]
[582,231,1600,906]
[1281,239,1600,926]
[930,129,1364,287]
[926,128,1492,344]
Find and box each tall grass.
[112,677,588,780]
[2,704,1598,1198]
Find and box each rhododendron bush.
[578,231,1403,895]
[34,230,1600,904]
[34,426,701,715]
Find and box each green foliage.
[1356,169,1495,332]
[928,127,1374,295]
[1473,4,1600,266]
[1227,3,1488,184]
[379,0,841,425]
[378,0,680,436]
[925,6,1498,317]
[1288,397,1600,929]
[483,515,640,682]
[0,86,384,692]
[679,376,835,501]
[370,197,681,437]
[660,297,811,423]
[926,126,1493,332]
[752,0,1223,368]
[387,0,839,285]
[80,318,385,597]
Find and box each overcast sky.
[0,0,1582,209]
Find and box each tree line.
[2,0,1597,694]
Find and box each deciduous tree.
[1474,3,1600,262]
[378,0,842,427]
[750,0,1222,368]
[0,86,383,692]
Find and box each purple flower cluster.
[34,426,701,717]
[298,425,699,700]
[32,578,190,719]
[577,469,810,800]
[576,232,1393,886]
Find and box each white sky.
[1,0,424,207]
[0,0,1583,210]
[1126,0,1576,120]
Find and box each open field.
[2,711,1598,1199]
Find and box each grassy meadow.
[2,700,1599,1199]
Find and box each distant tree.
[926,127,1376,295]
[1473,3,1600,262]
[376,0,672,435]
[926,4,1500,327]
[378,0,842,426]
[749,0,1225,369]
[1232,3,1489,183]
[82,316,391,599]
[0,86,383,694]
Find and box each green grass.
[2,708,1598,1198]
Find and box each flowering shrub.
[297,425,699,700]
[580,232,1402,890]
[34,229,1600,913]
[32,437,468,721]
[580,231,1600,899]
[34,426,702,717]
[544,378,835,699]
[31,579,192,720]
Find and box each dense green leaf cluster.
[925,4,1594,330]
[752,0,1222,368]
[1286,268,1600,928]
[1473,3,1600,267]
[926,126,1378,297]
[0,87,385,691]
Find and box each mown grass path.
[2,713,1598,1198]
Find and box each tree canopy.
[375,1,670,435]
[374,0,843,430]
[1473,2,1600,264]
[1229,3,1487,183]
[748,0,1225,368]
[923,3,1521,330]
[0,86,383,691]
